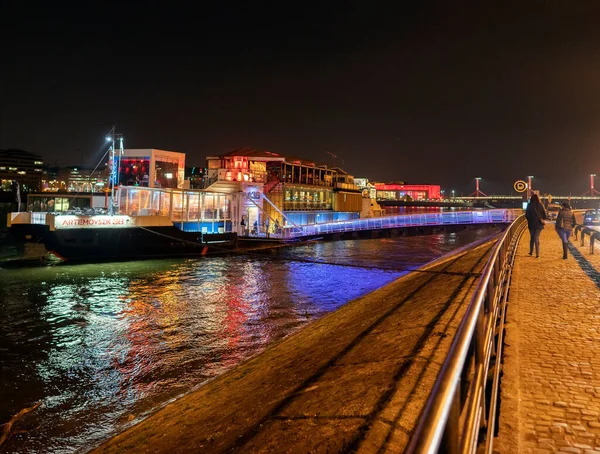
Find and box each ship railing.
[7,212,50,227]
[333,182,360,191]
[202,173,219,189]
[283,201,332,211]
[405,214,527,453]
[280,209,520,239]
[208,169,268,186]
[31,212,48,225]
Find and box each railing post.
[476,308,488,427]
[441,388,461,454]
[487,273,495,315]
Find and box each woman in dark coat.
[525,193,547,258]
[555,202,577,259]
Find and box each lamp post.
[105,126,124,215]
[451,189,455,199]
[527,175,533,200]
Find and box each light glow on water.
[0,228,499,453]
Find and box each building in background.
[0,149,44,193]
[373,183,441,201]
[355,177,378,199]
[42,166,109,192]
[354,177,384,218]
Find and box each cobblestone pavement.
[497,227,600,453]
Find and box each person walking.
[525,193,547,258]
[555,202,577,259]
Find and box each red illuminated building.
[374,183,441,201]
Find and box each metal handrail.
[573,223,600,253]
[279,209,520,239]
[406,214,527,454]
[202,173,219,189]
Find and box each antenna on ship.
[105,126,124,215]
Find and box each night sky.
[2,1,600,195]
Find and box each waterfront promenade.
[497,228,600,452]
[93,235,499,453]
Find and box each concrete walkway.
[498,227,600,452]
[92,235,500,454]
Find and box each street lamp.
[106,126,124,215]
[451,189,455,198]
[527,175,534,200]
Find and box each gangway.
[244,209,521,240]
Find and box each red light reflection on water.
[217,283,250,369]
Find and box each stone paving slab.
[92,236,499,454]
[497,227,600,453]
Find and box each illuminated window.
[155,159,179,188]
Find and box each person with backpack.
[525,193,547,258]
[555,202,577,259]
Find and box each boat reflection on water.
[0,227,500,453]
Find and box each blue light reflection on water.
[0,228,499,453]
[284,261,400,315]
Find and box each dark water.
[0,228,500,453]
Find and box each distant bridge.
[379,195,600,209]
[457,195,600,201]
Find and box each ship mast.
[105,126,124,215]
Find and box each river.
[0,227,500,453]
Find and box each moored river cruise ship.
[8,185,238,262]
